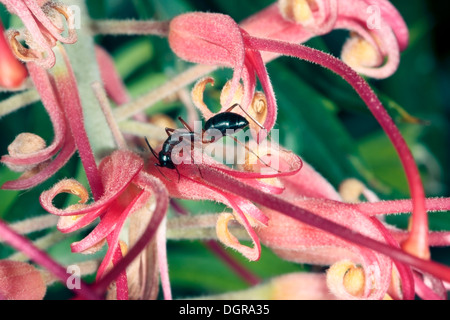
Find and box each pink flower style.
[0,0,450,301]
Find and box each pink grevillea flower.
[168,1,408,140]
[1,60,76,190]
[272,0,409,79]
[0,0,77,69]
[40,150,170,300]
[146,142,302,262]
[0,20,28,89]
[0,260,46,300]
[240,0,408,79]
[169,12,277,143]
[187,160,450,300]
[168,9,429,260]
[240,155,450,300]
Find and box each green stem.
[90,20,170,37]
[62,0,116,160]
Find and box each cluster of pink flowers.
[0,0,450,300]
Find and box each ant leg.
[155,163,172,182]
[178,117,213,147]
[225,103,267,132]
[145,137,159,160]
[229,135,281,173]
[185,137,203,179]
[165,127,175,136]
[178,117,194,132]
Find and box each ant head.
[159,153,176,169]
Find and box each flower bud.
[0,22,28,89]
[0,260,46,300]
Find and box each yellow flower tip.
[342,266,365,297]
[279,0,316,25]
[216,212,240,246]
[5,133,48,172]
[57,180,90,204]
[191,77,216,118]
[216,212,260,261]
[220,80,245,109]
[341,35,383,70]
[7,30,39,63]
[56,204,88,231]
[383,294,393,300]
[119,240,129,256]
[327,260,366,299]
[338,178,365,203]
[8,133,47,157]
[248,91,268,135]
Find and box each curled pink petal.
[92,173,169,296]
[364,0,409,51]
[243,47,277,140]
[1,128,76,190]
[336,0,407,79]
[95,190,150,280]
[1,62,66,168]
[70,200,129,253]
[40,150,144,216]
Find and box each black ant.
[145,127,196,182]
[146,103,277,181]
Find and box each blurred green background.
[0,0,449,299]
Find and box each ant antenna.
[154,163,173,182]
[145,137,159,160]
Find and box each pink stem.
[170,199,189,215]
[0,220,100,300]
[199,165,450,283]
[244,35,429,259]
[205,240,261,286]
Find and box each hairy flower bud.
[0,260,46,300]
